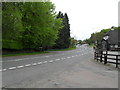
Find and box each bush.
[2,39,23,50]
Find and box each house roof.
[105,30,119,45]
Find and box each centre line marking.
[49,60,53,63]
[43,61,47,63]
[3,69,7,71]
[32,63,37,66]
[17,65,24,68]
[56,59,60,61]
[25,64,31,67]
[67,57,71,58]
[38,62,42,64]
[9,67,16,70]
[17,66,24,68]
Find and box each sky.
[51,0,119,40]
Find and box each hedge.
[2,39,23,50]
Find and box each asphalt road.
[2,45,118,88]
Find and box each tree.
[21,2,63,50]
[2,2,24,49]
[53,12,70,49]
[63,13,70,48]
[78,40,82,45]
[70,37,77,48]
[2,2,63,50]
[85,26,119,45]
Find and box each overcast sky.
[51,0,119,40]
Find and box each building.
[102,30,120,51]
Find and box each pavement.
[1,45,118,88]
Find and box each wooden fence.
[94,51,120,68]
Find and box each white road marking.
[67,57,71,59]
[3,69,7,71]
[32,57,40,59]
[9,67,16,70]
[43,61,47,63]
[56,59,60,61]
[3,48,87,63]
[25,64,31,67]
[32,63,37,66]
[38,62,42,64]
[14,59,23,61]
[61,58,66,59]
[0,69,2,71]
[3,55,51,62]
[49,60,53,63]
[2,58,28,62]
[2,47,90,71]
[17,65,24,68]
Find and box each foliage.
[70,37,77,48]
[2,2,62,50]
[2,39,23,50]
[85,27,120,45]
[78,40,82,44]
[53,11,70,49]
[2,2,24,49]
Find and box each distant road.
[2,45,118,88]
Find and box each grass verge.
[2,51,49,57]
[2,47,76,57]
[47,47,76,51]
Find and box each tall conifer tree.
[53,12,70,49]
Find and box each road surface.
[2,45,118,88]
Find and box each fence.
[94,50,120,68]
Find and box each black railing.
[94,51,120,68]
